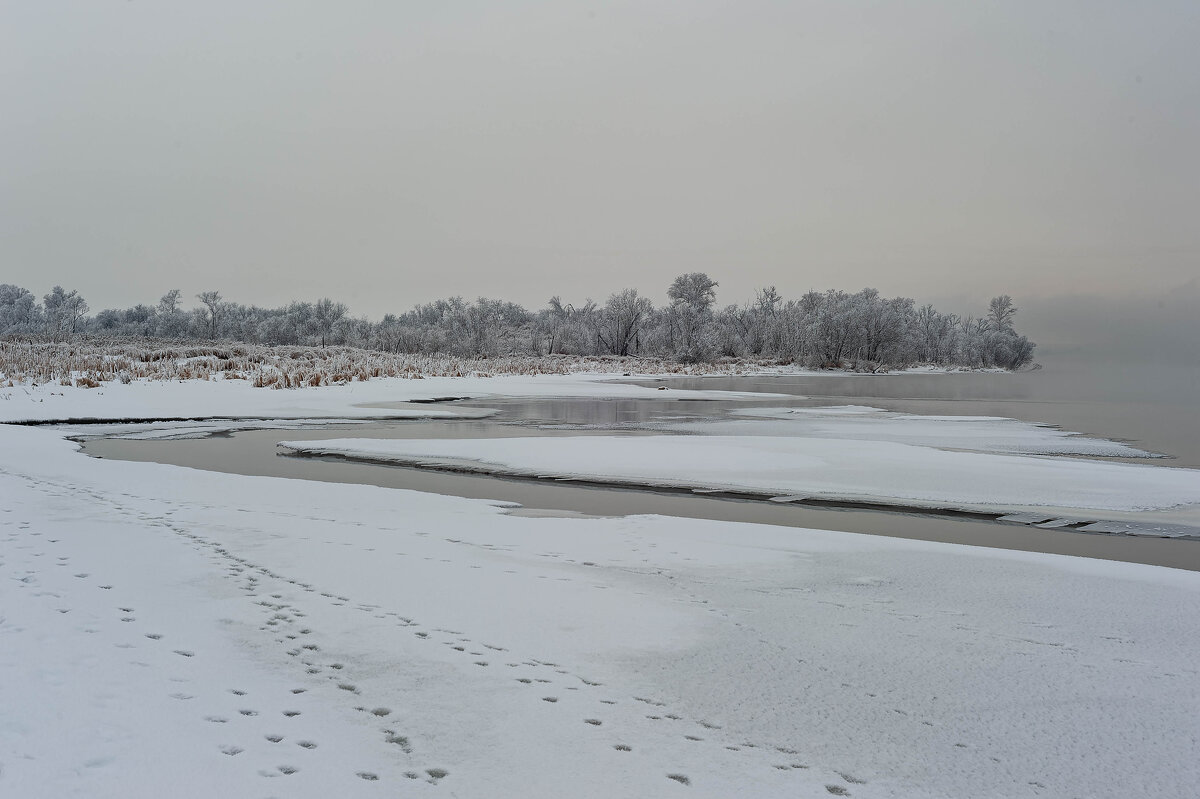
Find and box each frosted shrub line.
[0,341,785,389]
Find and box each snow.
[0,373,779,425]
[277,435,1200,517]
[61,418,386,441]
[663,405,1160,458]
[4,379,1200,798]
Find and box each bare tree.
[665,273,719,361]
[11,278,1036,370]
[598,289,653,356]
[754,286,782,317]
[158,289,182,315]
[313,298,347,347]
[722,286,782,355]
[42,286,88,338]
[150,289,188,338]
[987,295,1017,333]
[196,291,223,339]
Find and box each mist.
[3,1,1197,326]
[1013,281,1200,366]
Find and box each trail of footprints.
[171,521,874,791]
[6,505,847,793]
[3,479,880,793]
[1,481,444,787]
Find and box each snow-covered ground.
[3,378,1200,798]
[0,373,777,426]
[679,405,1159,458]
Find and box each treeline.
[0,275,1035,369]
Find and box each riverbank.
[2,377,1199,797]
[4,420,1200,798]
[0,339,1014,392]
[0,371,779,425]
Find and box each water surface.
[82,369,1200,570]
[645,356,1200,467]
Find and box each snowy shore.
[3,376,1199,798]
[0,372,780,426]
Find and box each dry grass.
[0,337,787,389]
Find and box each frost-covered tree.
[987,295,1017,333]
[17,278,1034,370]
[909,304,958,364]
[92,304,155,336]
[196,291,223,339]
[423,297,533,357]
[975,297,1034,369]
[158,289,182,315]
[856,291,912,364]
[151,290,189,338]
[667,273,718,313]
[714,304,749,356]
[42,286,89,338]
[811,290,860,365]
[372,313,404,352]
[0,284,43,334]
[664,273,719,361]
[597,289,653,356]
[536,296,581,355]
[721,286,783,356]
[313,298,348,347]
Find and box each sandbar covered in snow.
[671,405,1161,458]
[278,434,1200,518]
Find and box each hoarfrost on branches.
[1,275,1035,373]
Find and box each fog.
[3,2,1197,350]
[1013,281,1200,366]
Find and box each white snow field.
[677,405,1160,458]
[0,372,778,425]
[3,378,1200,798]
[278,434,1200,517]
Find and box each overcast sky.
[3,1,1197,325]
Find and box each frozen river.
[82,359,1200,570]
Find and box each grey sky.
[2,1,1197,320]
